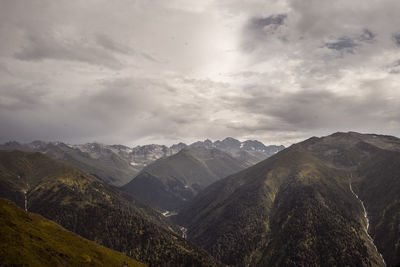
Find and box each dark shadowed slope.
[122,147,247,211]
[176,132,400,266]
[0,198,145,267]
[0,150,219,267]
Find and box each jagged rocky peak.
[169,142,187,153]
[74,142,113,159]
[0,141,24,150]
[191,140,208,148]
[78,142,107,151]
[109,144,133,154]
[110,144,131,150]
[29,140,49,149]
[242,140,266,150]
[3,141,21,146]
[203,139,213,147]
[216,137,241,149]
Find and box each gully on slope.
[349,174,386,266]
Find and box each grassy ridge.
[0,198,145,267]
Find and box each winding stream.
[349,175,386,266]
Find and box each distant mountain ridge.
[190,137,284,166]
[122,146,247,211]
[0,140,140,186]
[0,138,284,186]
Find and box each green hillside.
[0,150,219,267]
[0,197,145,267]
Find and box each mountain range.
[0,138,284,187]
[2,132,400,266]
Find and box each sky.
[1,0,400,147]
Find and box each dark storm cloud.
[326,37,358,53]
[392,33,400,46]
[325,30,375,54]
[249,14,287,30]
[242,14,287,52]
[359,29,375,42]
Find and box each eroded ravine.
[24,192,27,211]
[349,175,386,266]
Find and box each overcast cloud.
[1,0,400,146]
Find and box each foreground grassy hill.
[0,198,145,267]
[175,132,400,266]
[0,150,219,267]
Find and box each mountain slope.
[0,141,140,186]
[0,198,145,267]
[122,147,246,211]
[0,150,219,267]
[176,132,400,266]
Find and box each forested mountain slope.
[0,150,219,267]
[175,132,400,266]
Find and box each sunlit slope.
[0,198,145,267]
[0,150,219,267]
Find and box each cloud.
[392,33,400,47]
[95,34,162,62]
[223,78,400,137]
[0,82,49,111]
[95,34,131,54]
[14,32,124,69]
[325,37,359,53]
[1,0,400,147]
[242,14,288,52]
[324,29,375,55]
[250,14,287,29]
